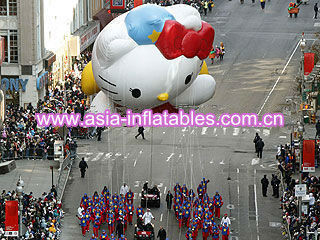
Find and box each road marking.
[105,152,113,158]
[279,136,287,139]
[158,183,163,188]
[160,213,163,222]
[210,160,213,164]
[237,168,240,174]
[133,159,137,167]
[124,153,129,159]
[134,181,140,187]
[139,150,143,154]
[166,153,174,162]
[314,22,320,27]
[163,131,165,134]
[182,127,187,132]
[233,128,240,136]
[262,129,270,136]
[115,152,121,157]
[91,152,104,161]
[223,127,227,135]
[220,160,225,165]
[254,169,260,240]
[268,163,277,167]
[213,128,217,135]
[78,152,92,155]
[201,127,208,135]
[269,222,282,227]
[179,154,182,158]
[260,164,265,168]
[251,158,260,165]
[164,186,167,194]
[258,40,300,115]
[190,129,195,135]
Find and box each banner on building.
[4,200,18,237]
[304,52,315,76]
[110,0,126,12]
[302,140,315,172]
[54,140,64,160]
[134,0,143,7]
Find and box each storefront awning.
[93,8,114,31]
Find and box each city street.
[61,0,318,239]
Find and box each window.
[8,0,17,16]
[21,65,32,75]
[9,30,17,63]
[0,0,7,16]
[3,35,7,62]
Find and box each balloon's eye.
[185,73,193,85]
[130,88,141,98]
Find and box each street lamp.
[297,121,304,219]
[16,176,24,239]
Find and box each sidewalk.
[0,159,59,197]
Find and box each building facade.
[0,0,47,107]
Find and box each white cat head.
[91,4,214,111]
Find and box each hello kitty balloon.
[81,4,216,113]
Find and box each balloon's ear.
[81,61,100,95]
[199,60,209,75]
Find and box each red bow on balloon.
[155,20,215,60]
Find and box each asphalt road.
[60,0,319,239]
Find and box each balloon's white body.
[90,4,216,113]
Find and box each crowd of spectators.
[277,144,320,239]
[0,188,63,239]
[0,52,92,162]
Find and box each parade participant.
[182,184,189,199]
[79,157,88,178]
[93,191,99,203]
[116,220,125,238]
[213,192,223,218]
[174,182,182,196]
[220,223,230,240]
[110,234,117,240]
[211,224,220,239]
[189,189,195,202]
[178,205,184,228]
[166,190,174,210]
[90,234,98,240]
[85,210,91,232]
[107,211,115,235]
[93,217,100,237]
[125,189,134,204]
[120,183,129,196]
[183,207,191,227]
[219,42,225,61]
[80,215,87,236]
[202,220,210,240]
[143,181,149,192]
[197,182,204,198]
[100,230,109,240]
[185,227,193,240]
[202,178,210,194]
[126,202,134,225]
[119,234,127,240]
[260,0,266,9]
[142,208,155,225]
[136,205,144,219]
[81,193,89,210]
[209,46,215,64]
[221,214,231,227]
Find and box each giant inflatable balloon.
[81,4,216,113]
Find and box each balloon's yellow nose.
[157,93,169,101]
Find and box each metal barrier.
[56,150,79,201]
[277,170,292,240]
